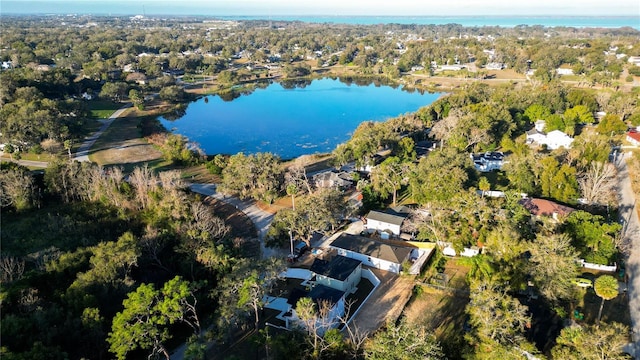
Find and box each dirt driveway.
[348,268,415,335]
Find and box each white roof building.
[526,129,574,150]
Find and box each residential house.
[312,170,353,189]
[556,68,575,76]
[545,130,574,149]
[470,151,507,172]
[162,68,185,76]
[285,285,346,335]
[627,131,640,147]
[364,210,406,236]
[439,64,465,71]
[125,72,148,85]
[309,255,362,294]
[526,129,574,150]
[415,140,437,158]
[628,56,640,67]
[485,62,505,70]
[519,198,575,221]
[330,233,413,274]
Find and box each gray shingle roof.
[330,233,412,264]
[365,210,405,226]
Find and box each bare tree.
[430,109,462,147]
[128,165,158,209]
[578,162,617,206]
[0,168,36,211]
[190,202,230,242]
[140,227,171,273]
[286,162,313,195]
[0,255,25,283]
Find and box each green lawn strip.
[86,100,123,119]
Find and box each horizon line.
[4,12,638,18]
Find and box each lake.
[159,78,442,159]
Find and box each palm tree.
[286,183,298,211]
[594,275,619,326]
[478,177,490,198]
[460,254,495,281]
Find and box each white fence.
[361,268,381,287]
[578,259,617,272]
[345,269,380,328]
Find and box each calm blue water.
[159,78,441,158]
[221,16,639,29]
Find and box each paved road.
[0,157,49,168]
[74,105,130,162]
[615,153,640,358]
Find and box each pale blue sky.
[2,0,639,16]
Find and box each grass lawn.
[86,100,123,119]
[404,258,470,359]
[88,113,164,171]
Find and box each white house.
[330,233,412,274]
[285,285,346,336]
[627,131,640,147]
[309,255,362,294]
[545,130,574,149]
[364,210,406,236]
[628,56,640,66]
[556,68,575,76]
[526,129,573,150]
[470,151,507,172]
[485,62,505,70]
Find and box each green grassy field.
[86,100,122,119]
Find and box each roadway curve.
[615,153,640,358]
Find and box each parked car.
[287,241,309,262]
[572,278,593,288]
